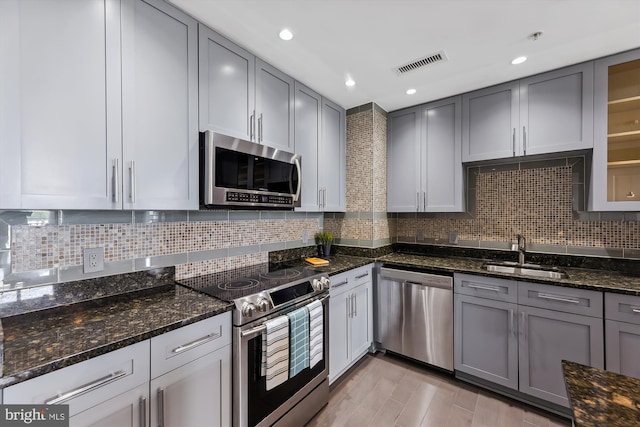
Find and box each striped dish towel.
[307,300,323,369]
[287,307,310,378]
[261,315,289,390]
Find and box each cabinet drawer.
[605,293,640,324]
[329,271,352,297]
[518,282,602,317]
[454,273,517,303]
[3,340,150,417]
[151,311,231,379]
[352,265,373,287]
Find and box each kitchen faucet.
[517,234,526,265]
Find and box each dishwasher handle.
[380,267,452,290]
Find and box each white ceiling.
[168,0,640,112]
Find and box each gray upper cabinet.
[0,0,121,210]
[199,25,294,152]
[121,0,198,210]
[387,107,421,212]
[462,63,593,162]
[294,82,322,211]
[198,24,255,143]
[590,48,640,211]
[320,97,346,211]
[294,84,346,212]
[0,0,198,211]
[388,96,463,212]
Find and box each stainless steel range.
[178,265,330,427]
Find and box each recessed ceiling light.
[511,56,527,65]
[345,78,356,87]
[279,28,293,41]
[406,89,417,95]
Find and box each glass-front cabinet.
[592,49,640,211]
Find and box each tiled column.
[325,103,391,249]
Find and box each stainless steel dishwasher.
[376,266,453,371]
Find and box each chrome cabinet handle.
[423,192,426,211]
[346,295,351,318]
[112,158,120,203]
[416,192,420,212]
[632,307,640,314]
[139,396,146,427]
[521,311,527,340]
[466,283,501,292]
[512,128,516,156]
[332,280,348,289]
[522,126,527,155]
[509,309,515,337]
[172,330,222,354]
[355,273,369,279]
[129,161,136,203]
[250,111,255,140]
[157,388,165,427]
[536,292,580,305]
[45,370,128,404]
[258,113,263,142]
[353,293,357,317]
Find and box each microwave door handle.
[292,157,302,202]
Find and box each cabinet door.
[351,283,372,361]
[462,82,519,162]
[70,384,148,427]
[121,0,198,210]
[294,82,322,211]
[518,305,604,407]
[422,96,463,212]
[605,320,640,380]
[320,97,347,211]
[591,48,640,211]
[150,345,231,427]
[454,294,518,390]
[255,59,295,152]
[329,292,351,383]
[198,24,255,140]
[0,0,121,209]
[387,107,421,211]
[519,63,594,156]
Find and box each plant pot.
[322,244,332,257]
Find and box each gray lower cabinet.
[388,96,463,212]
[329,265,373,383]
[518,304,603,407]
[462,62,593,162]
[0,0,198,210]
[70,384,148,427]
[198,25,294,153]
[454,294,518,390]
[605,292,640,379]
[453,273,604,409]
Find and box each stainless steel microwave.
[201,131,301,209]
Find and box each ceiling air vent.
[395,50,448,75]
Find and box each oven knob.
[321,277,330,288]
[312,279,322,291]
[256,297,270,312]
[242,302,257,317]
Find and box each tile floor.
[306,353,572,427]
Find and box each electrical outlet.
[302,230,308,244]
[417,229,424,241]
[83,247,104,273]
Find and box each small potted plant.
[315,231,333,258]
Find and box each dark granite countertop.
[0,275,232,389]
[301,255,374,276]
[377,253,640,296]
[562,360,640,427]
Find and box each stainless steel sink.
[482,262,568,279]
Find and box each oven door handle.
[240,294,329,338]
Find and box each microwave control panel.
[226,191,292,206]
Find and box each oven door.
[233,294,329,427]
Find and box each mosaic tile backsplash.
[0,211,322,289]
